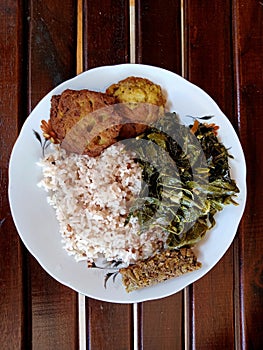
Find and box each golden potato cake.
[106,76,166,108]
[106,76,166,135]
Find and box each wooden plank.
[232,0,263,348]
[87,300,133,349]
[135,2,184,349]
[139,294,184,350]
[28,0,77,110]
[184,1,236,349]
[0,1,27,349]
[27,1,79,349]
[83,0,130,70]
[83,1,133,349]
[184,0,234,122]
[30,260,78,349]
[135,0,182,73]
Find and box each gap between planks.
[181,0,191,348]
[179,1,191,349]
[130,2,138,349]
[77,1,86,350]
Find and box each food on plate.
[106,76,166,108]
[37,75,239,293]
[119,248,201,292]
[124,113,240,249]
[50,89,116,141]
[106,76,166,136]
[48,89,120,156]
[41,77,166,157]
[38,143,167,265]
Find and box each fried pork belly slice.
[119,248,202,292]
[49,89,122,156]
[106,76,167,136]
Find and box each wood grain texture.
[0,1,27,349]
[30,259,78,350]
[233,0,263,348]
[184,1,236,348]
[27,1,79,349]
[87,300,133,350]
[184,0,234,122]
[28,0,77,111]
[139,294,184,350]
[135,2,184,349]
[83,0,130,70]
[83,2,133,349]
[135,0,182,74]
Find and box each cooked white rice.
[38,143,167,265]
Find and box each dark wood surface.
[27,2,78,349]
[184,2,236,349]
[0,1,262,349]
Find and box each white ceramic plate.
[8,64,246,303]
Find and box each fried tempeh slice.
[49,89,122,156]
[50,89,117,140]
[119,248,202,292]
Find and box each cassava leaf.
[124,112,239,249]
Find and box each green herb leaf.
[124,112,239,249]
[33,129,51,157]
[185,115,214,121]
[104,271,119,289]
[33,129,42,146]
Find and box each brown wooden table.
[1,1,262,349]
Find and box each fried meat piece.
[106,76,166,135]
[44,77,167,157]
[49,89,122,156]
[119,248,201,292]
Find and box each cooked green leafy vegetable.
[124,112,239,248]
